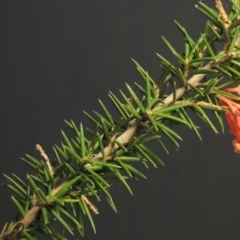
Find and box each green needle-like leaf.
[156,122,181,147]
[114,140,128,152]
[214,65,232,77]
[89,123,99,150]
[162,36,185,64]
[117,159,133,177]
[58,206,83,230]
[111,117,124,136]
[145,72,152,110]
[228,27,240,52]
[22,231,37,240]
[229,19,240,31]
[11,196,25,217]
[118,156,143,162]
[132,58,155,84]
[125,83,145,113]
[187,83,204,96]
[196,2,220,27]
[12,173,28,188]
[148,115,159,131]
[188,35,204,61]
[87,160,121,169]
[98,99,114,125]
[80,198,96,233]
[96,133,105,158]
[190,69,219,75]
[206,94,224,132]
[41,207,49,224]
[134,144,156,167]
[83,110,99,126]
[24,187,31,213]
[158,103,190,113]
[202,77,220,95]
[139,144,164,165]
[202,34,216,57]
[134,81,147,96]
[54,162,68,178]
[61,130,74,150]
[224,65,240,77]
[8,185,26,199]
[119,89,132,105]
[65,163,77,176]
[109,91,130,120]
[22,154,42,168]
[92,110,112,127]
[84,183,100,200]
[54,175,81,198]
[4,174,27,196]
[80,123,87,158]
[122,104,142,119]
[64,146,83,164]
[114,168,133,194]
[124,164,146,179]
[156,53,179,76]
[28,176,48,204]
[191,105,218,133]
[174,21,195,50]
[154,111,190,126]
[231,59,240,68]
[157,65,172,90]
[100,118,111,142]
[54,144,68,160]
[51,208,74,235]
[85,167,110,188]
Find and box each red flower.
[218,86,240,153]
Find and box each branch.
[1,0,240,239]
[94,51,237,160]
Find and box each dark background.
[1,0,240,239]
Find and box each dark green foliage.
[2,1,240,239]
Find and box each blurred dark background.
[1,0,240,239]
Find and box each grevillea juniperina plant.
[2,0,240,239]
